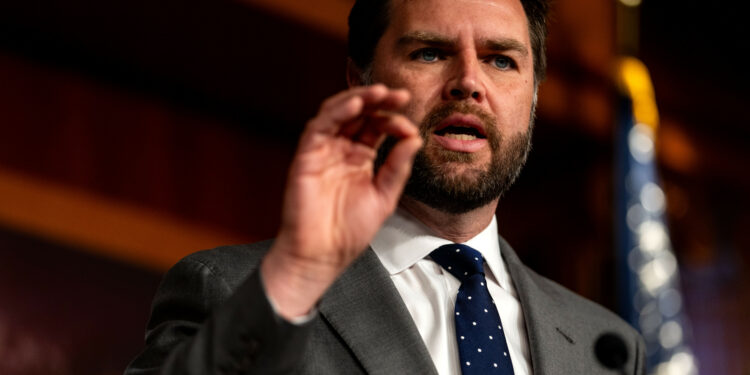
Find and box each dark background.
[0,0,747,373]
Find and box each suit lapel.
[318,249,438,375]
[498,237,584,375]
[316,240,586,374]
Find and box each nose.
[443,51,484,102]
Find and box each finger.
[374,135,423,205]
[302,89,375,139]
[354,112,418,149]
[320,84,410,130]
[356,130,387,151]
[355,88,410,121]
[324,85,390,123]
[306,86,388,138]
[355,87,410,116]
[372,88,410,112]
[322,84,388,114]
[335,88,410,138]
[308,85,412,141]
[327,95,365,125]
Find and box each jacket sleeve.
[125,257,316,375]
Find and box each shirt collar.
[370,207,511,291]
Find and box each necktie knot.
[430,244,484,282]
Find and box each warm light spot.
[619,0,642,7]
[659,121,698,174]
[0,167,251,271]
[615,57,659,132]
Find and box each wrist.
[260,242,342,320]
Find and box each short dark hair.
[347,0,549,84]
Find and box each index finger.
[335,88,411,138]
[314,85,410,133]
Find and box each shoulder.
[499,236,639,340]
[513,261,646,372]
[169,239,275,291]
[524,266,645,364]
[182,240,274,269]
[534,266,637,335]
[499,236,644,370]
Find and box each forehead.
[386,0,530,46]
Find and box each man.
[127,0,645,373]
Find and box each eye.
[411,48,441,62]
[491,55,514,70]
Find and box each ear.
[346,58,365,88]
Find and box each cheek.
[391,73,444,123]
[389,68,440,93]
[401,97,430,128]
[489,81,534,133]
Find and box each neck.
[399,196,499,243]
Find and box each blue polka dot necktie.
[430,244,515,374]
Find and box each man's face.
[370,0,536,213]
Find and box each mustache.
[419,101,500,151]
[374,101,502,171]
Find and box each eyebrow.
[396,31,453,48]
[482,38,528,57]
[396,30,529,57]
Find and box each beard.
[377,101,533,214]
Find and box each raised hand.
[261,84,422,319]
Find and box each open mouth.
[434,125,487,141]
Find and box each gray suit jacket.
[126,238,645,374]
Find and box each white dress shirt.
[370,208,532,375]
